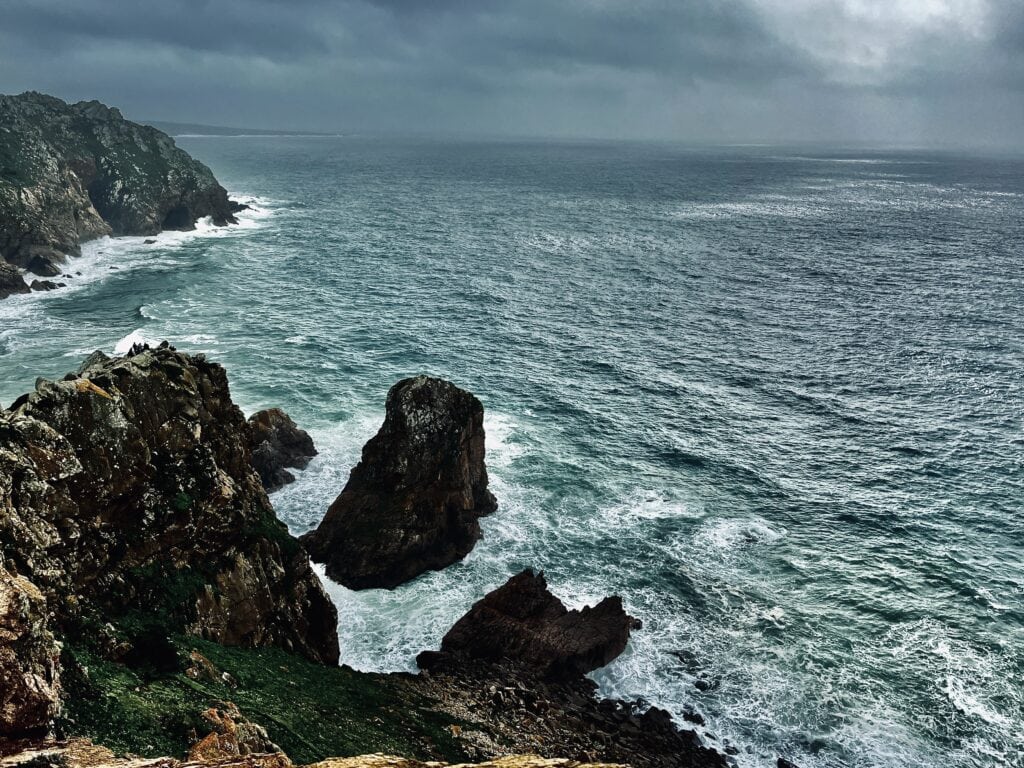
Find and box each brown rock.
[417,570,636,681]
[188,703,282,761]
[0,344,338,665]
[302,376,497,590]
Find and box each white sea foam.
[113,329,159,355]
[695,516,785,551]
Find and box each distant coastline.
[144,119,342,138]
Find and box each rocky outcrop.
[0,740,624,768]
[417,570,637,681]
[0,561,60,738]
[0,261,28,299]
[301,376,497,589]
[188,703,282,761]
[248,409,317,492]
[0,91,240,289]
[0,344,338,665]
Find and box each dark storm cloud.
[0,0,1021,147]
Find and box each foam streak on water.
[1,140,1022,768]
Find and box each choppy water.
[1,138,1022,768]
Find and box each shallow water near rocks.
[1,138,1022,768]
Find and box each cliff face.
[0,92,239,279]
[0,558,60,738]
[0,345,338,665]
[302,376,497,590]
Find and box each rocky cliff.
[302,376,497,589]
[0,344,338,666]
[0,351,732,768]
[0,92,240,283]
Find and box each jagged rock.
[29,280,64,292]
[0,560,61,738]
[0,344,339,665]
[189,703,282,760]
[0,91,239,293]
[302,376,497,589]
[417,570,637,681]
[0,261,28,299]
[248,409,317,492]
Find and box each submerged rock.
[417,569,637,680]
[248,408,317,492]
[0,91,240,296]
[302,376,497,589]
[0,343,338,665]
[0,561,61,738]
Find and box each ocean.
[0,138,1021,768]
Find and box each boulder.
[417,570,637,680]
[0,261,28,299]
[0,561,61,737]
[0,344,339,665]
[29,280,65,292]
[248,408,317,492]
[302,376,497,589]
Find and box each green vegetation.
[59,637,470,764]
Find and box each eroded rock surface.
[0,91,239,290]
[0,561,60,738]
[0,344,338,665]
[248,409,317,492]
[302,376,497,589]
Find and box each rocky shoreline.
[0,92,243,297]
[0,343,732,768]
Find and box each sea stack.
[417,569,638,680]
[301,375,497,590]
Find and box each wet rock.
[0,261,28,299]
[144,239,157,244]
[248,408,317,492]
[29,280,64,292]
[0,561,61,738]
[302,375,497,589]
[417,570,637,681]
[0,344,339,665]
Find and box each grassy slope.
[59,638,471,764]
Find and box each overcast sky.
[1,0,1022,147]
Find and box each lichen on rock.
[0,343,338,665]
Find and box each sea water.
[0,138,1021,768]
